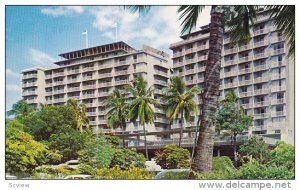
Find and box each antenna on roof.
[82,29,89,48]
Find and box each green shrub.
[78,164,96,175]
[235,160,294,179]
[95,166,154,179]
[34,165,79,176]
[155,144,190,169]
[160,171,190,179]
[271,141,294,170]
[110,148,146,169]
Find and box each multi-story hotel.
[21,42,172,144]
[170,10,295,145]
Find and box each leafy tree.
[67,99,89,132]
[216,91,253,167]
[126,76,158,160]
[7,100,35,119]
[238,136,271,164]
[5,121,61,176]
[110,148,146,169]
[79,135,115,170]
[23,105,77,141]
[162,76,199,147]
[47,127,93,163]
[154,144,191,169]
[105,135,122,148]
[105,88,129,148]
[271,141,294,170]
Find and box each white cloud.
[6,69,19,78]
[6,84,21,92]
[41,6,84,16]
[28,48,57,67]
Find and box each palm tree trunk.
[179,110,184,148]
[122,121,126,148]
[143,124,149,160]
[191,6,224,174]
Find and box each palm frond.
[178,5,205,35]
[124,5,151,15]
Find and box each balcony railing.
[241,103,252,109]
[22,91,37,96]
[254,64,268,71]
[224,82,238,88]
[185,69,196,75]
[271,48,285,56]
[239,44,252,51]
[68,87,80,91]
[271,85,286,92]
[185,48,196,54]
[68,69,80,74]
[198,55,208,62]
[53,89,65,94]
[253,113,268,119]
[115,70,130,75]
[253,28,269,36]
[271,73,286,80]
[254,88,269,95]
[224,59,236,66]
[253,52,268,60]
[68,78,78,83]
[270,61,286,68]
[186,79,198,85]
[115,80,129,85]
[253,100,269,107]
[185,58,195,64]
[239,56,252,63]
[99,73,112,78]
[173,61,184,68]
[45,83,52,87]
[82,94,95,98]
[239,91,253,97]
[53,98,66,103]
[271,98,286,105]
[82,67,94,72]
[82,85,96,90]
[272,111,286,117]
[98,92,110,97]
[46,91,53,95]
[239,79,252,86]
[98,82,112,88]
[253,76,269,83]
[197,45,208,51]
[26,99,37,104]
[239,68,252,75]
[154,70,168,77]
[53,72,65,77]
[53,81,64,86]
[22,74,38,79]
[197,66,206,72]
[270,36,284,44]
[82,76,95,80]
[98,120,107,125]
[115,61,128,67]
[46,100,52,104]
[224,48,238,55]
[86,112,97,116]
[253,40,268,48]
[223,70,238,78]
[22,82,37,88]
[45,74,52,79]
[154,79,167,86]
[68,96,80,100]
[173,51,183,58]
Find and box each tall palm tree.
[67,99,89,132]
[162,76,199,147]
[126,76,157,160]
[7,99,35,118]
[104,88,129,148]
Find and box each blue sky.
[5,6,210,111]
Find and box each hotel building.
[21,42,172,144]
[170,10,294,145]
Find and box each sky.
[5,5,211,111]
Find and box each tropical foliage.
[110,148,146,169]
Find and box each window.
[276,105,284,112]
[277,92,284,99]
[275,130,281,134]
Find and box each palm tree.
[7,99,35,118]
[104,88,129,148]
[126,76,157,160]
[162,76,199,147]
[67,99,89,132]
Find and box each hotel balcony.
[68,78,79,83]
[253,40,268,48]
[239,68,252,75]
[241,103,253,109]
[224,47,238,55]
[53,98,66,103]
[239,91,253,98]
[271,48,285,56]
[185,69,196,75]
[238,44,252,51]
[223,59,237,66]
[173,51,183,58]
[98,82,112,88]
[271,98,286,105]
[173,61,184,68]
[197,45,209,51]
[254,64,268,71]
[45,74,52,79]
[53,89,65,94]
[115,79,129,85]
[82,67,94,72]
[98,102,105,106]
[85,102,97,107]
[239,56,252,63]
[53,72,65,77]
[68,69,80,75]
[154,79,168,86]
[98,92,110,97]
[253,113,269,119]
[185,48,196,54]
[253,76,269,83]
[271,73,286,80]
[271,111,286,117]
[224,82,238,88]
[270,36,284,44]
[253,28,269,36]
[115,60,129,67]
[22,91,37,96]
[270,61,286,68]
[86,112,97,116]
[271,85,286,92]
[253,52,268,60]
[154,70,168,77]
[99,63,113,69]
[46,91,53,96]
[253,100,269,107]
[89,121,97,125]
[68,96,80,100]
[115,70,130,76]
[185,58,196,65]
[223,70,238,78]
[82,84,96,90]
[53,81,64,86]
[68,87,80,91]
[239,79,252,86]
[22,82,37,88]
[26,99,37,104]
[186,79,198,85]
[82,94,95,99]
[82,75,96,81]
[99,73,112,78]
[45,83,53,87]
[22,74,38,79]
[99,120,107,125]
[197,66,206,72]
[197,55,208,62]
[254,88,269,95]
[98,110,107,115]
